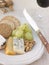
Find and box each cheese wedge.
[5,37,16,55]
[13,38,25,54]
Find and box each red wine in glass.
[37,0,49,7]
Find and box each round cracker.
[2,16,20,28]
[0,23,12,38]
[0,19,16,30]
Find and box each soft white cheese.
[0,35,6,46]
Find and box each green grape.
[12,23,32,39]
[24,32,33,40]
[15,30,24,38]
[24,27,32,33]
[12,30,17,36]
[24,24,32,33]
[19,23,32,33]
[19,24,26,31]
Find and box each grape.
[24,24,32,33]
[12,30,17,36]
[19,23,32,33]
[19,24,26,31]
[15,30,24,38]
[24,32,33,40]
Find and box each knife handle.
[37,30,49,53]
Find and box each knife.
[23,9,49,53]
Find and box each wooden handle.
[37,30,49,53]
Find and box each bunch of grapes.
[12,23,33,40]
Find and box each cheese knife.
[23,9,49,53]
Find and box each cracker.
[0,23,12,38]
[0,19,16,30]
[2,16,20,28]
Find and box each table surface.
[29,5,49,65]
[0,0,49,65]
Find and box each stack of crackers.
[0,16,20,49]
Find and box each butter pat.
[13,38,25,54]
[0,35,6,46]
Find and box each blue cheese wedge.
[13,38,25,54]
[0,35,6,46]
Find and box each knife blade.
[23,9,49,53]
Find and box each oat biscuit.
[0,23,12,38]
[0,19,16,30]
[2,16,20,28]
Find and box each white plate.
[0,12,44,65]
